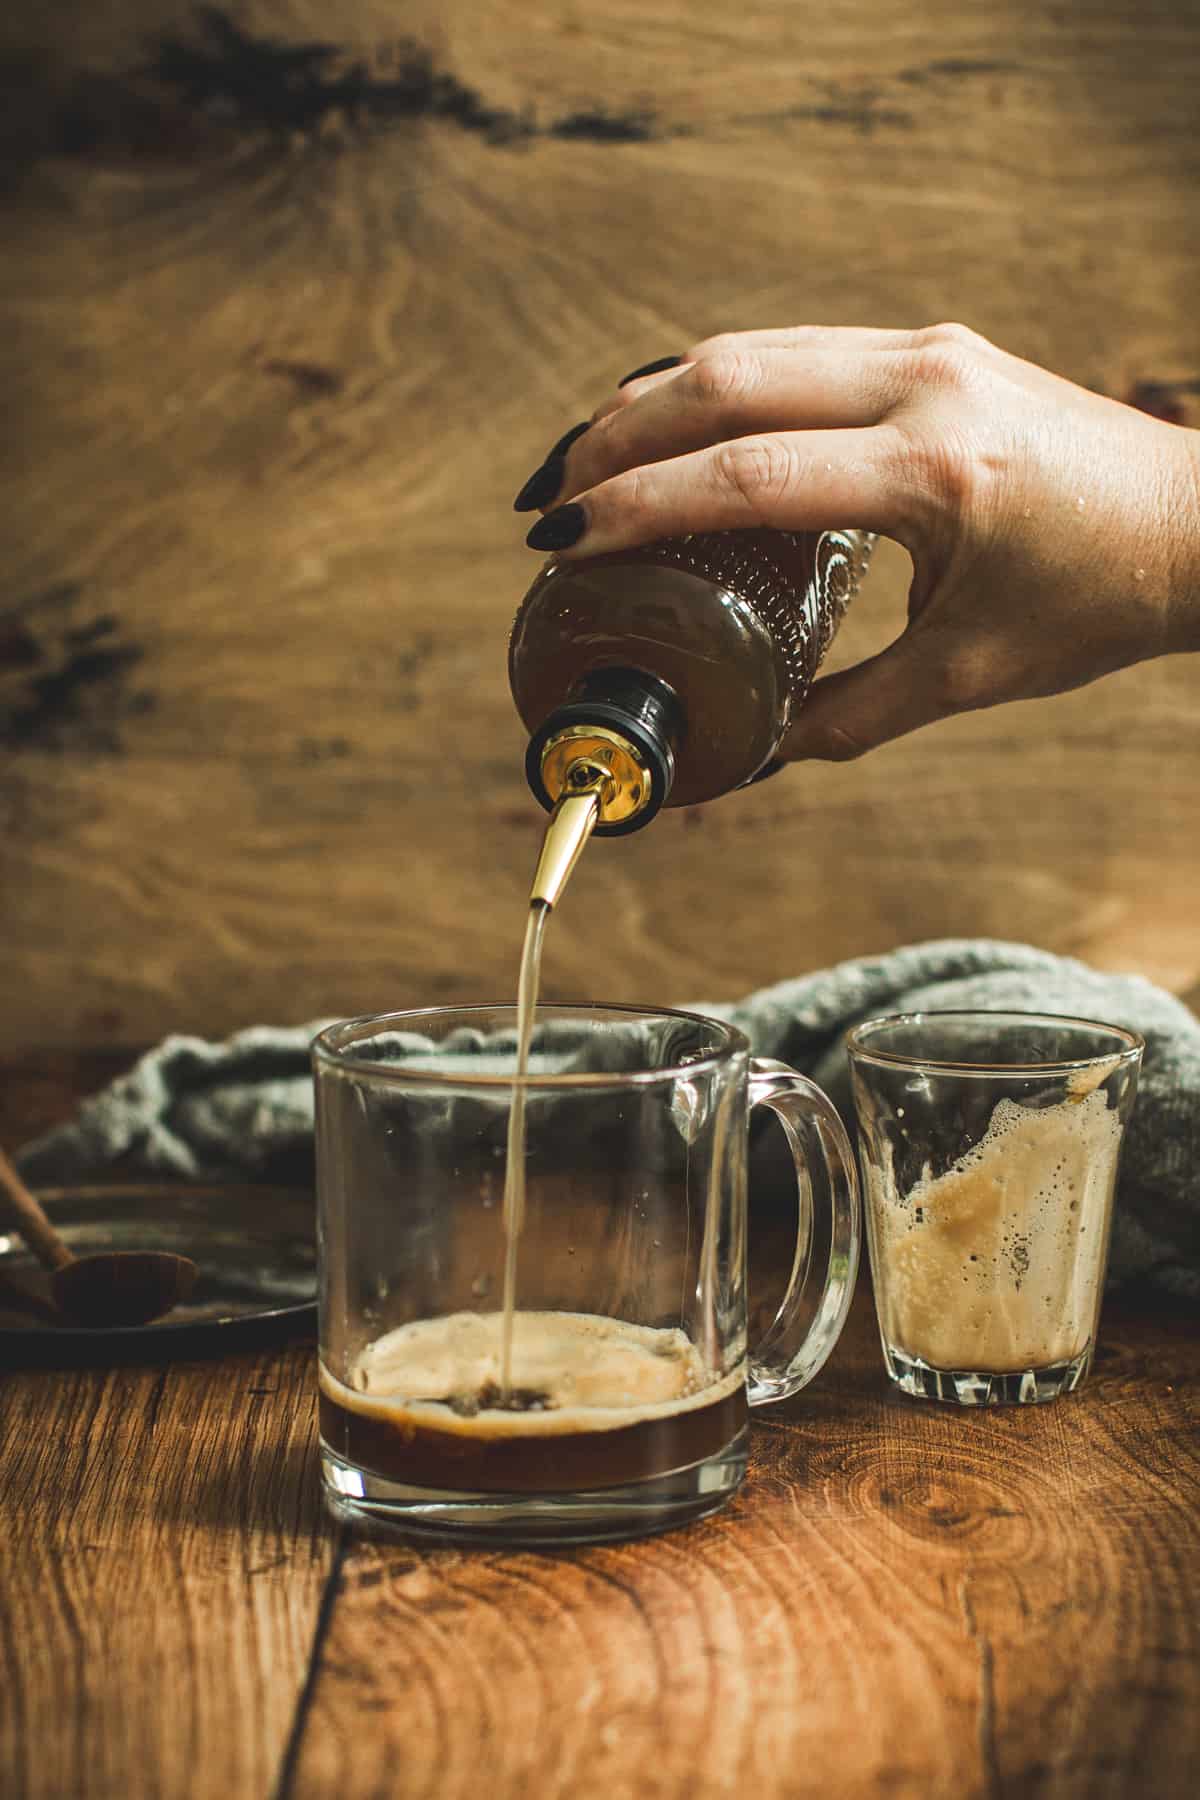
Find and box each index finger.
[566,348,915,503]
[528,427,914,558]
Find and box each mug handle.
[745,1058,860,1406]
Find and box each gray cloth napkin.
[17,939,1199,1297]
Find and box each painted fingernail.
[617,354,683,388]
[548,419,591,458]
[525,503,587,551]
[513,456,566,513]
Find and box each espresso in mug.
[319,1309,747,1494]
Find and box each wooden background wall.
[2,1,1198,1053]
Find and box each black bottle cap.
[525,668,681,836]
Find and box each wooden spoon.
[0,1146,197,1328]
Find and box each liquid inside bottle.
[509,527,873,833]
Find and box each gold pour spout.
[528,764,612,909]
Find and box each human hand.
[514,325,1200,760]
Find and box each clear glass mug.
[314,1004,860,1545]
[848,1011,1143,1406]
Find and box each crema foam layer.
[869,1089,1122,1371]
[321,1310,743,1439]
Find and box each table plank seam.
[270,1522,347,1800]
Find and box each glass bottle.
[510,527,874,834]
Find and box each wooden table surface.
[1,1058,1198,1800]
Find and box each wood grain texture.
[289,1287,1200,1800]
[0,1053,1197,1799]
[2,1300,1196,1800]
[1,0,1199,1049]
[0,1344,332,1800]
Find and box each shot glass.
[847,1010,1142,1405]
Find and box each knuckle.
[585,406,620,451]
[587,406,641,480]
[908,323,993,393]
[713,435,795,511]
[921,320,984,351]
[916,342,976,391]
[689,349,759,410]
[610,463,648,519]
[685,330,738,362]
[892,418,978,520]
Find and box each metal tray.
[0,1183,316,1365]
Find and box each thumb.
[781,631,956,762]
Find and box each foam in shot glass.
[847,1011,1143,1406]
[313,1003,860,1545]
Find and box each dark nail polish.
[618,354,683,388]
[513,456,566,514]
[548,419,591,459]
[525,503,587,552]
